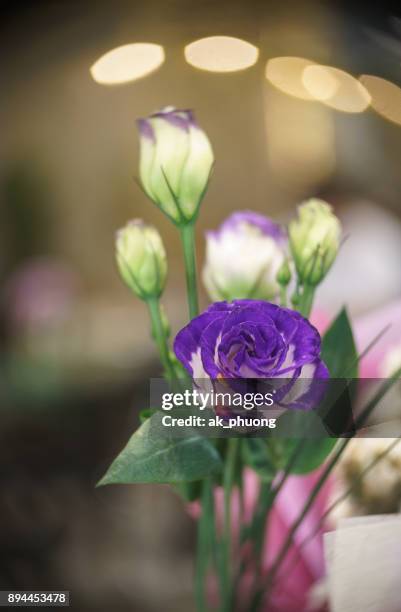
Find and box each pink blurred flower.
[311,299,401,378]
[4,258,79,330]
[239,469,330,612]
[353,298,401,378]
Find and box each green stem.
[220,437,239,612]
[147,297,176,381]
[299,284,315,318]
[250,483,272,572]
[180,223,199,319]
[265,440,346,597]
[195,478,215,612]
[248,442,282,612]
[249,504,271,612]
[279,285,287,307]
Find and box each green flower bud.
[289,199,341,286]
[137,107,214,225]
[116,220,167,299]
[291,291,300,307]
[276,259,292,287]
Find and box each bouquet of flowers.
[99,107,401,611]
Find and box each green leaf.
[138,408,157,424]
[279,437,337,474]
[174,480,203,502]
[321,307,358,378]
[276,411,337,474]
[242,438,277,481]
[98,411,222,486]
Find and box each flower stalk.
[195,478,216,612]
[221,437,240,611]
[299,284,315,318]
[180,222,199,319]
[147,297,176,381]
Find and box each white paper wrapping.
[324,515,401,612]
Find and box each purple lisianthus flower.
[174,299,329,410]
[202,211,287,302]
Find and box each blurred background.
[1,0,401,610]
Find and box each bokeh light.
[90,43,165,85]
[303,65,371,113]
[184,36,259,72]
[360,75,401,126]
[265,57,317,100]
[302,65,339,100]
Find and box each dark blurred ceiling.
[1,0,401,33]
[1,0,401,21]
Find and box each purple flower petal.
[174,299,329,410]
[208,211,286,242]
[150,108,191,132]
[136,118,155,142]
[174,302,233,376]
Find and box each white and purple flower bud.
[202,211,286,302]
[137,107,214,224]
[116,220,167,299]
[289,199,341,286]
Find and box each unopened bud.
[137,107,214,224]
[276,259,291,287]
[289,199,341,286]
[116,220,167,299]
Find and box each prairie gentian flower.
[137,107,214,225]
[289,199,341,286]
[203,211,286,302]
[116,220,167,299]
[174,299,328,409]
